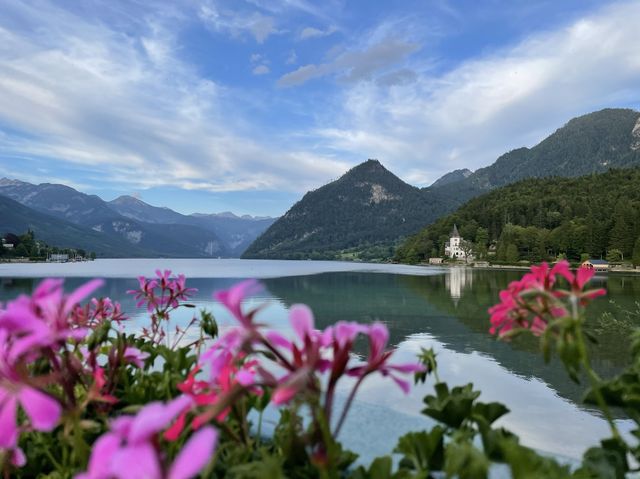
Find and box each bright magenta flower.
[128,270,196,313]
[489,260,606,338]
[213,279,261,327]
[76,395,217,479]
[347,322,425,393]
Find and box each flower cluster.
[488,260,606,338]
[171,279,424,461]
[127,270,197,345]
[0,279,103,464]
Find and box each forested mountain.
[0,179,227,257]
[245,108,640,260]
[108,195,276,256]
[243,160,450,259]
[395,168,640,264]
[465,108,640,190]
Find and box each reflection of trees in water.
[263,271,640,412]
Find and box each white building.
[444,224,467,259]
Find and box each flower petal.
[290,304,314,341]
[0,396,19,448]
[168,426,218,479]
[18,387,61,431]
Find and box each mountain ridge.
[245,108,640,260]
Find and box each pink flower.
[128,270,196,313]
[123,347,150,368]
[76,396,216,479]
[489,261,606,338]
[268,305,335,405]
[213,280,261,327]
[0,384,61,450]
[347,322,425,394]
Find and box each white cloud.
[0,1,348,196]
[299,25,337,40]
[311,1,640,185]
[198,2,277,43]
[278,38,420,86]
[286,50,297,65]
[252,64,270,75]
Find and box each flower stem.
[333,375,365,438]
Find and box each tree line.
[1,230,96,260]
[395,168,640,265]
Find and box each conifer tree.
[633,237,640,267]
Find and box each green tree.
[14,243,28,257]
[474,227,489,259]
[505,243,519,263]
[632,238,640,267]
[606,248,623,263]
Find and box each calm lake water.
[1,259,638,464]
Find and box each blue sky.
[0,0,639,216]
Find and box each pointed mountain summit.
[242,159,441,259]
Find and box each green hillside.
[242,160,450,260]
[395,168,640,264]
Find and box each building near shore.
[581,259,609,271]
[48,253,69,262]
[444,224,468,260]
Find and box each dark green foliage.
[632,237,640,266]
[396,168,640,263]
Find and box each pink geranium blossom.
[347,322,425,394]
[76,396,217,479]
[489,260,606,338]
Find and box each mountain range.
[0,179,275,257]
[244,108,640,260]
[2,108,639,260]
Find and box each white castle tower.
[444,224,466,259]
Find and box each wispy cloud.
[0,1,348,196]
[312,1,640,184]
[299,25,337,40]
[198,1,278,43]
[278,38,420,86]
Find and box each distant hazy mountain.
[0,180,226,257]
[0,194,148,257]
[108,196,276,256]
[245,108,640,260]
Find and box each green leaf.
[394,426,445,473]
[422,383,480,428]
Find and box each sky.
[0,0,639,217]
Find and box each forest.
[0,230,95,260]
[395,168,640,265]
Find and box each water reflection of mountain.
[262,271,638,409]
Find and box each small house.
[48,253,69,263]
[429,257,443,265]
[581,259,609,271]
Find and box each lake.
[0,259,637,464]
